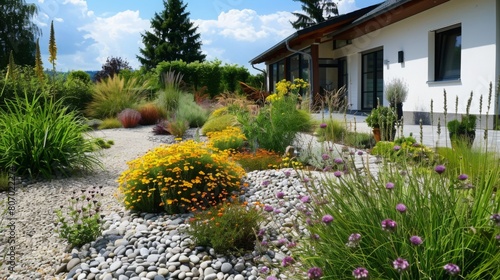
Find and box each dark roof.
[249,3,381,64]
[353,0,411,23]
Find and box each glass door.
[361,49,383,110]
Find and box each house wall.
[326,0,498,125]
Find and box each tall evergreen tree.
[291,0,339,30]
[34,38,44,82]
[137,0,206,70]
[0,0,40,68]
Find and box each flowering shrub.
[231,149,282,171]
[206,126,246,151]
[117,108,141,128]
[118,140,246,214]
[299,149,500,279]
[266,78,309,103]
[186,201,262,253]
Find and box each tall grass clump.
[176,93,208,128]
[156,70,184,117]
[298,147,500,279]
[202,113,240,135]
[86,75,145,119]
[0,92,101,178]
[239,96,313,153]
[118,140,245,214]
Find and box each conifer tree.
[137,0,205,70]
[34,38,44,82]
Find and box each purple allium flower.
[304,177,311,183]
[443,263,460,276]
[496,234,500,242]
[284,170,291,177]
[352,267,369,279]
[276,191,285,199]
[263,205,274,212]
[491,213,500,226]
[334,158,344,164]
[393,257,410,272]
[257,228,266,237]
[274,209,282,214]
[458,174,468,181]
[393,145,401,151]
[396,203,407,213]
[334,171,342,178]
[357,150,364,156]
[311,233,320,240]
[307,267,323,280]
[301,196,311,203]
[260,240,268,247]
[261,180,270,186]
[305,210,312,216]
[277,238,288,246]
[287,241,297,248]
[266,277,278,280]
[435,165,446,174]
[381,219,397,232]
[322,214,334,224]
[320,123,327,129]
[260,266,269,274]
[281,256,295,267]
[386,182,395,190]
[306,218,313,226]
[322,153,330,161]
[346,233,362,248]
[409,235,423,246]
[323,166,332,172]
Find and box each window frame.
[434,24,462,81]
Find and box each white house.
[249,0,500,126]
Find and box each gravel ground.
[0,125,174,279]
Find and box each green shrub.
[176,93,208,127]
[0,91,101,178]
[67,70,91,84]
[343,131,375,149]
[117,140,246,214]
[202,114,240,135]
[316,119,347,142]
[91,138,114,150]
[98,117,122,129]
[299,148,500,279]
[55,187,103,248]
[57,78,93,113]
[166,117,189,138]
[239,96,314,153]
[186,202,262,253]
[371,138,439,165]
[85,75,145,119]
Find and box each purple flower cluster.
[266,276,278,280]
[346,233,362,248]
[352,267,369,279]
[333,171,342,178]
[319,123,327,129]
[307,267,323,279]
[276,191,285,199]
[381,219,397,232]
[322,153,330,161]
[261,180,270,186]
[435,165,446,174]
[443,263,460,276]
[334,158,344,164]
[393,258,410,272]
[281,256,295,267]
[301,196,311,203]
[386,182,395,190]
[458,174,468,181]
[322,214,334,224]
[490,213,500,226]
[409,235,423,246]
[396,203,407,213]
[263,205,274,212]
[393,145,401,151]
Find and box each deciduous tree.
[94,57,132,82]
[137,0,205,70]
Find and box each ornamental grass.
[118,140,246,214]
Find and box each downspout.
[285,39,314,111]
[251,64,267,91]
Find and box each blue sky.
[27,0,380,73]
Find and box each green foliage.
[68,70,91,84]
[57,78,93,113]
[201,114,240,135]
[239,96,314,153]
[316,119,347,142]
[166,117,189,138]
[55,187,103,248]
[137,0,206,70]
[118,140,246,214]
[0,66,45,108]
[0,170,8,192]
[366,105,397,141]
[291,0,339,30]
[0,0,40,68]
[176,93,208,127]
[300,149,500,279]
[91,138,114,150]
[385,78,408,104]
[86,75,145,119]
[221,64,250,93]
[0,91,101,178]
[343,132,375,149]
[156,88,181,117]
[186,202,262,253]
[371,137,439,165]
[98,117,122,129]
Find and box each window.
[435,25,461,81]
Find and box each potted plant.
[385,78,408,121]
[447,114,476,148]
[366,105,397,142]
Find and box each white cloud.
[338,0,360,15]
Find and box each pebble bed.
[0,127,379,280]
